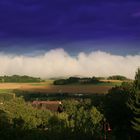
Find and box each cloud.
[0,48,139,79]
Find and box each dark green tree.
[134,68,140,90]
[127,68,140,135]
[130,92,140,132]
[105,84,131,139]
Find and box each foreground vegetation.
[0,71,139,139]
[0,97,105,140]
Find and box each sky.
[0,0,140,78]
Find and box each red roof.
[32,101,62,112]
[32,101,61,105]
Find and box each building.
[32,100,63,112]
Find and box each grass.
[0,89,13,93]
[29,83,48,86]
[29,80,54,86]
[0,89,15,101]
[53,81,122,87]
[95,82,122,86]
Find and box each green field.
[0,89,13,93]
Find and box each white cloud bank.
[0,48,139,79]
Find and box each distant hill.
[0,75,43,83]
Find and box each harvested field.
[0,82,50,89]
[0,82,113,94]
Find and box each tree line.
[53,77,102,85]
[53,75,129,85]
[0,75,43,83]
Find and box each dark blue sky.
[0,0,140,55]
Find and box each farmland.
[0,80,122,94]
[0,79,125,101]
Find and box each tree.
[90,107,103,136]
[130,91,140,132]
[104,82,134,139]
[107,75,128,80]
[134,68,140,90]
[127,68,140,138]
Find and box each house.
[32,101,63,112]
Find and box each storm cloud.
[0,0,140,42]
[0,48,139,79]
